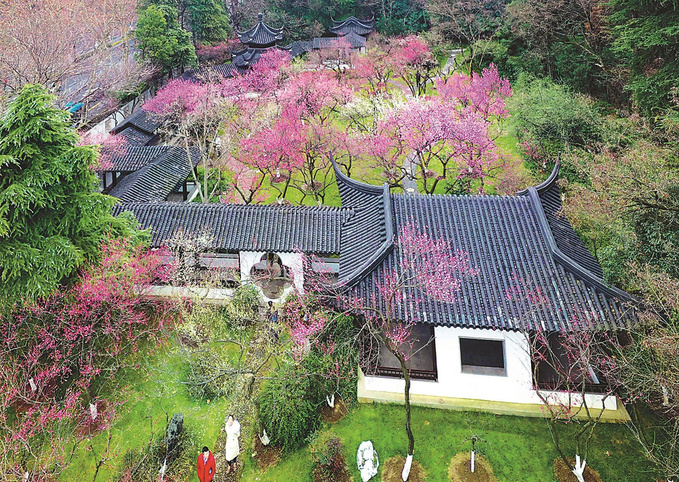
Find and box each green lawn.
[243,403,657,482]
[60,341,230,482]
[59,329,656,482]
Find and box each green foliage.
[510,76,601,160]
[117,417,199,481]
[186,350,235,400]
[136,4,197,74]
[230,284,260,317]
[188,0,231,44]
[308,431,347,481]
[609,0,679,116]
[259,363,320,452]
[0,85,133,305]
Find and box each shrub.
[230,284,260,318]
[306,314,360,405]
[309,431,347,481]
[117,418,198,481]
[510,75,601,165]
[186,350,235,400]
[259,364,320,452]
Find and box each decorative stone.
[166,413,184,462]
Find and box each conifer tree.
[188,0,231,44]
[0,85,130,305]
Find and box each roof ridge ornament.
[517,152,561,196]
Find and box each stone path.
[442,48,463,76]
[402,151,419,194]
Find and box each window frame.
[459,337,507,377]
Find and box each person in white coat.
[224,414,240,475]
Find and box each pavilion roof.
[329,16,375,37]
[237,13,283,47]
[332,161,636,332]
[313,32,366,50]
[282,41,313,58]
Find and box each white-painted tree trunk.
[401,454,413,481]
[159,459,167,481]
[572,455,586,482]
[260,429,270,446]
[89,402,98,421]
[471,451,475,473]
[29,378,37,392]
[326,393,335,408]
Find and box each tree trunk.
[572,455,586,482]
[398,352,415,456]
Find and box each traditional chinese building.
[237,13,284,49]
[329,16,376,37]
[101,146,200,203]
[113,159,634,418]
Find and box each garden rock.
[165,413,184,462]
[357,441,379,481]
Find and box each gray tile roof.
[180,63,249,83]
[313,33,366,50]
[112,109,163,136]
[335,162,635,332]
[237,13,283,47]
[117,126,153,146]
[519,160,604,278]
[108,147,200,203]
[231,48,266,67]
[103,146,169,173]
[113,202,349,254]
[283,41,313,58]
[333,160,392,286]
[329,16,375,37]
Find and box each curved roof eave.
[518,158,635,303]
[328,156,394,291]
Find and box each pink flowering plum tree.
[395,36,440,97]
[78,131,128,172]
[144,77,235,203]
[506,274,626,482]
[352,36,401,95]
[0,237,178,479]
[295,222,478,474]
[436,63,512,128]
[378,98,502,194]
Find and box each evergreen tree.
[0,85,131,305]
[609,0,679,116]
[136,4,197,75]
[188,0,231,44]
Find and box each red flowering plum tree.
[0,237,178,479]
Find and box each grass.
[58,320,656,482]
[60,341,231,482]
[243,403,657,482]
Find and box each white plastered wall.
[363,325,616,410]
[239,251,304,303]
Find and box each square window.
[460,338,506,376]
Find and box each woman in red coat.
[196,446,216,482]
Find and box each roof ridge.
[524,186,634,301]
